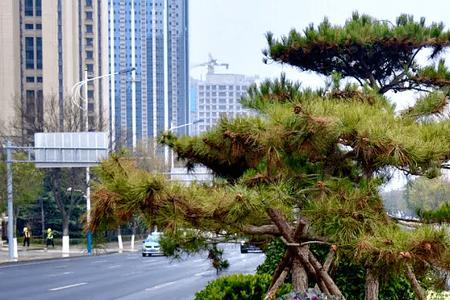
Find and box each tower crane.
[191,53,229,74]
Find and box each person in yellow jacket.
[46,228,54,248]
[23,226,30,247]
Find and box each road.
[0,244,264,300]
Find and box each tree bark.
[405,263,426,300]
[323,249,335,273]
[308,250,337,296]
[364,267,379,300]
[292,256,308,292]
[52,169,69,236]
[264,265,290,300]
[291,216,309,291]
[130,219,136,250]
[242,224,281,235]
[62,215,69,236]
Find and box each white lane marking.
[49,282,87,291]
[108,264,121,269]
[47,271,74,277]
[194,271,212,277]
[145,281,176,291]
[91,260,107,264]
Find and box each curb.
[0,250,121,266]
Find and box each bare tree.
[7,93,106,249]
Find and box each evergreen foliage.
[264,12,450,94]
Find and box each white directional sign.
[34,132,108,168]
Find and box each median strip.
[49,282,87,291]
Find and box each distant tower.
[109,0,189,148]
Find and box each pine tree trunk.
[364,267,379,300]
[292,256,308,292]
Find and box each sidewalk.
[0,241,140,264]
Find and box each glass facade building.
[109,0,189,148]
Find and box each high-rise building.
[0,0,109,137]
[108,0,189,148]
[192,73,257,136]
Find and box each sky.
[189,0,450,86]
[189,0,450,191]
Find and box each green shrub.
[194,273,270,300]
[194,273,291,300]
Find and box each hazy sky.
[189,0,450,85]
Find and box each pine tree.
[90,13,450,300]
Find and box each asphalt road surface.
[0,243,264,300]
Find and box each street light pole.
[84,69,92,256]
[71,67,135,256]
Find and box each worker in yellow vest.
[23,226,30,247]
[46,228,54,249]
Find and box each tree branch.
[264,264,290,300]
[242,224,281,235]
[389,215,422,223]
[268,250,292,291]
[323,248,336,273]
[405,263,426,300]
[267,208,345,299]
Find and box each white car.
[142,232,163,257]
